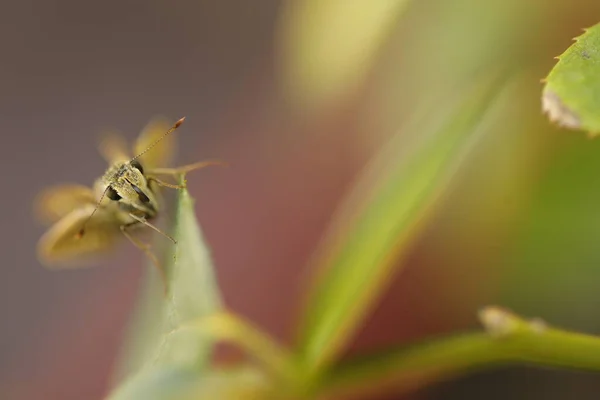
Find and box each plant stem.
[318,306,600,399]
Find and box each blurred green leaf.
[109,180,222,391]
[295,72,510,375]
[542,22,600,134]
[277,0,412,111]
[108,366,270,400]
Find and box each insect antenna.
[129,117,185,163]
[76,185,111,238]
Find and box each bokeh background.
[3,0,600,399]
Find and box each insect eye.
[132,185,150,203]
[130,160,144,174]
[138,191,150,204]
[107,186,121,201]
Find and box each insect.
[35,116,221,290]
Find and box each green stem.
[319,307,600,399]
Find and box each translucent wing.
[34,184,96,225]
[133,116,177,170]
[37,204,122,268]
[98,131,130,164]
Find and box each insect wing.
[37,204,121,268]
[98,131,130,164]
[134,116,177,169]
[34,184,96,225]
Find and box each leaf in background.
[109,180,222,391]
[295,71,510,375]
[277,0,413,111]
[542,22,600,134]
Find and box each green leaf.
[109,312,296,400]
[542,22,600,134]
[295,72,510,376]
[277,0,413,111]
[108,365,271,400]
[156,181,223,366]
[110,181,222,387]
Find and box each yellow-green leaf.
[295,72,510,376]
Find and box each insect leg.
[128,213,177,244]
[147,176,185,189]
[147,159,227,176]
[120,223,168,294]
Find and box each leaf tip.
[542,89,581,129]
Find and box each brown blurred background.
[4,0,600,399]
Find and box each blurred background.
[3,0,600,399]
